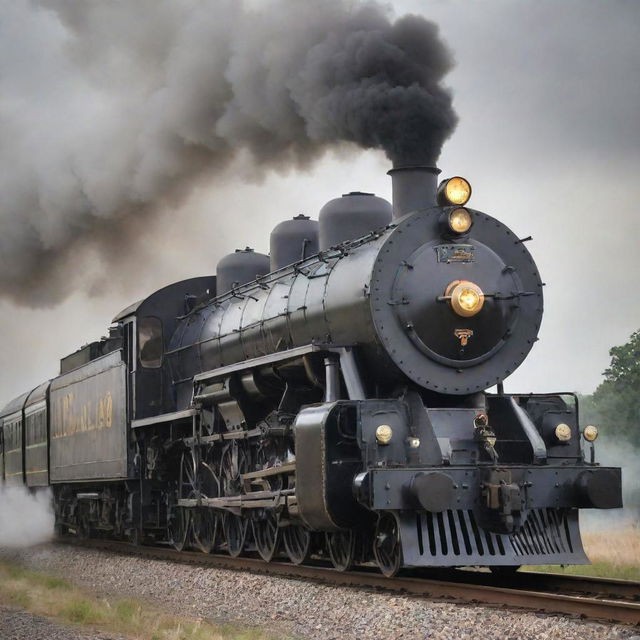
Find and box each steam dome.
[319,192,392,250]
[216,247,270,295]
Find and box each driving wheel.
[373,513,402,577]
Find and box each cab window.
[138,317,163,369]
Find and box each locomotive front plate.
[435,244,475,263]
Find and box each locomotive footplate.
[355,465,621,567]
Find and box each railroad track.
[57,537,640,626]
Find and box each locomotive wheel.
[221,443,249,497]
[283,525,313,565]
[326,529,356,572]
[197,461,220,500]
[168,507,190,552]
[223,513,247,558]
[253,511,280,562]
[192,508,219,554]
[373,513,402,578]
[179,452,198,500]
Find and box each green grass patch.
[114,599,140,623]
[2,562,70,590]
[7,588,31,609]
[41,575,71,590]
[5,563,26,579]
[61,598,105,624]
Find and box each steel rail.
[406,566,640,601]
[56,538,640,626]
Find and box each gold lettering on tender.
[105,392,113,428]
[97,399,105,428]
[52,390,116,439]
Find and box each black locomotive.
[0,166,621,575]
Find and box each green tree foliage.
[580,329,640,447]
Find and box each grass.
[0,560,294,640]
[523,524,640,580]
[61,598,105,624]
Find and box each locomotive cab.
[111,276,217,421]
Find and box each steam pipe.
[324,357,340,402]
[388,166,441,219]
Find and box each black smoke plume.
[0,0,457,306]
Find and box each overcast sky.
[1,0,638,407]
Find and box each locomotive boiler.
[0,165,621,576]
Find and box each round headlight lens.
[438,176,472,206]
[376,424,393,445]
[583,425,599,442]
[459,288,480,311]
[555,423,572,442]
[446,280,485,318]
[448,208,472,234]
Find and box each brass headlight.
[445,280,485,318]
[448,208,472,234]
[438,176,472,206]
[376,424,393,445]
[583,425,599,442]
[555,423,572,442]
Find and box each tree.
[581,330,640,448]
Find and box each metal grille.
[510,508,574,557]
[400,508,586,567]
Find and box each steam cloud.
[0,0,456,306]
[0,485,54,548]
[581,438,640,531]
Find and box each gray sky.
[1,0,639,406]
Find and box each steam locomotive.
[0,166,621,576]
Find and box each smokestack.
[388,166,441,219]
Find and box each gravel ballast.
[1,543,637,640]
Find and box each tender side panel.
[25,400,48,487]
[50,350,127,482]
[2,412,24,486]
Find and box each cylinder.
[216,247,270,295]
[318,192,392,250]
[269,214,319,271]
[388,166,441,219]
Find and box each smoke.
[0,0,456,306]
[0,485,54,548]
[581,437,640,531]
